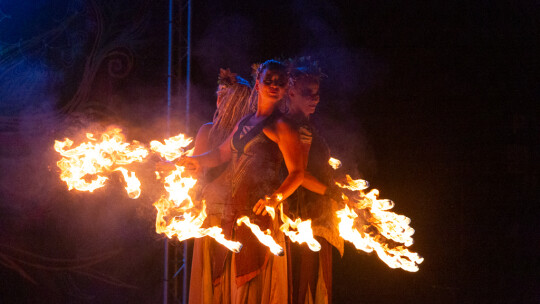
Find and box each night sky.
[0,0,538,303]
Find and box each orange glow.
[54,127,148,195]
[150,133,193,161]
[53,130,424,269]
[331,158,424,272]
[328,157,342,170]
[274,205,321,252]
[237,216,284,256]
[153,153,242,252]
[114,167,142,199]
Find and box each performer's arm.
[253,118,305,215]
[302,172,327,195]
[180,123,238,170]
[192,123,213,155]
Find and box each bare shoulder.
[195,122,213,138]
[264,117,297,142]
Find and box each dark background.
[0,0,538,303]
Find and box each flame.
[114,167,142,199]
[336,174,369,192]
[154,160,242,252]
[279,206,321,252]
[150,133,193,161]
[237,216,284,256]
[336,204,423,272]
[330,158,423,272]
[154,196,242,253]
[53,130,424,270]
[54,127,148,194]
[328,157,342,170]
[162,165,197,208]
[262,194,320,252]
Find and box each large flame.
[54,129,242,253]
[54,127,148,195]
[53,129,424,271]
[153,156,242,253]
[154,196,242,253]
[330,158,424,272]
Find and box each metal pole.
[164,0,174,303]
[183,2,192,303]
[185,0,191,130]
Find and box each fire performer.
[284,60,344,304]
[189,69,252,304]
[181,59,305,303]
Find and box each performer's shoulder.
[196,122,213,135]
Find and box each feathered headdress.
[218,68,238,87]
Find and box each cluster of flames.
[54,127,423,272]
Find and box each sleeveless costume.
[212,111,289,304]
[287,119,343,304]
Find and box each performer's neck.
[256,98,277,117]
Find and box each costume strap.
[232,111,280,154]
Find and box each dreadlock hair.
[248,59,288,112]
[208,73,252,149]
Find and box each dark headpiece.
[251,59,287,84]
[287,56,326,87]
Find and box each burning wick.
[328,157,342,169]
[237,216,284,256]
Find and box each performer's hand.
[341,187,360,201]
[253,195,281,216]
[155,160,176,172]
[176,156,201,176]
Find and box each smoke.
[194,14,255,80]
[285,0,386,179]
[1,0,393,301]
[0,2,190,302]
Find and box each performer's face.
[257,69,287,102]
[288,79,320,116]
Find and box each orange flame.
[53,129,424,268]
[237,216,284,256]
[272,204,321,252]
[154,197,243,253]
[330,158,423,272]
[153,158,242,252]
[335,174,369,192]
[150,133,193,161]
[328,157,342,170]
[54,127,148,194]
[262,194,320,252]
[114,167,142,199]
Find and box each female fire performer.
[182,59,305,303]
[285,60,344,304]
[189,69,252,304]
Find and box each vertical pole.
[164,0,174,303]
[185,0,192,130]
[183,1,192,303]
